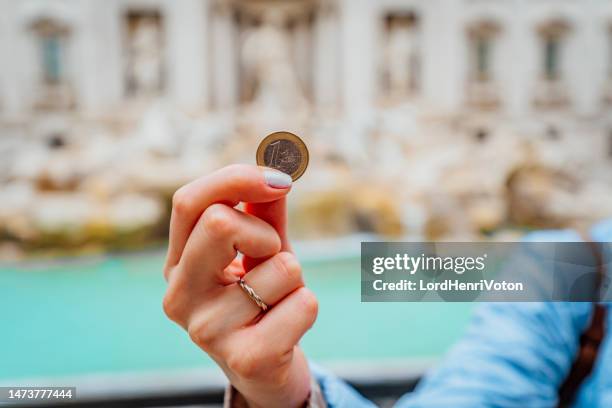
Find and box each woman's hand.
[162,164,318,408]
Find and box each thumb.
[243,197,292,272]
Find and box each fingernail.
[263,169,292,188]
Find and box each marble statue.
[128,17,163,95]
[385,19,419,99]
[241,9,307,121]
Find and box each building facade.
[1,0,611,126]
[2,0,612,251]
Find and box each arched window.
[537,19,571,82]
[467,20,501,83]
[465,19,501,109]
[28,17,74,110]
[533,19,572,109]
[30,18,70,86]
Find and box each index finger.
[165,164,292,267]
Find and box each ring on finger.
[237,278,269,312]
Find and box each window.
[476,37,491,79]
[41,35,63,84]
[30,19,69,86]
[469,35,493,82]
[467,21,499,83]
[544,37,560,80]
[465,20,501,109]
[537,20,570,81]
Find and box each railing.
[23,378,419,408]
[3,362,429,407]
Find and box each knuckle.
[188,317,216,350]
[162,265,172,281]
[201,204,235,238]
[296,287,319,322]
[162,291,181,323]
[274,252,302,284]
[267,231,283,254]
[268,365,291,386]
[227,348,264,380]
[273,234,282,253]
[172,187,194,215]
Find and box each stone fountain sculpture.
[240,8,308,132]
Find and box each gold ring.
[238,278,269,312]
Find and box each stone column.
[294,13,312,96]
[0,1,24,116]
[91,0,123,114]
[2,2,52,117]
[167,0,209,111]
[506,0,531,118]
[313,1,341,112]
[570,0,598,116]
[422,0,462,112]
[77,0,104,116]
[210,1,238,112]
[339,0,376,123]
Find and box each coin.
[256,131,309,181]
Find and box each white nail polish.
[264,169,292,188]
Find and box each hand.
[162,164,318,408]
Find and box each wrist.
[227,372,327,408]
[236,348,312,408]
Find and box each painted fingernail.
[263,169,292,188]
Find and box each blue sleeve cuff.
[309,362,377,408]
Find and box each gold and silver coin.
[256,131,309,181]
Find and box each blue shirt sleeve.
[312,223,611,407]
[396,228,596,407]
[395,302,592,407]
[312,302,592,408]
[310,363,377,408]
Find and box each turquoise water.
[0,252,474,380]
